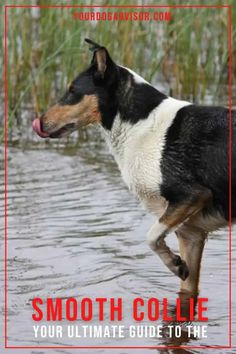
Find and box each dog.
[32,38,235,294]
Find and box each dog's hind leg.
[146,187,211,280]
[176,223,207,293]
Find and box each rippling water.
[0,139,235,354]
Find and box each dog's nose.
[32,117,50,138]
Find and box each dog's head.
[32,39,119,138]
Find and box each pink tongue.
[32,118,49,138]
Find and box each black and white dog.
[33,39,235,293]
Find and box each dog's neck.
[116,66,167,124]
[101,66,167,154]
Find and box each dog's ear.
[85,38,116,82]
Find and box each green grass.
[0,0,235,142]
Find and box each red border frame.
[3,4,233,350]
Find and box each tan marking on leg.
[187,210,227,232]
[147,220,189,280]
[159,189,212,229]
[176,222,207,294]
[148,188,212,280]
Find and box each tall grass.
[1,0,235,142]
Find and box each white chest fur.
[102,97,190,213]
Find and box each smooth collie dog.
[33,39,235,294]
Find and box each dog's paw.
[172,255,189,280]
[173,255,182,266]
[178,260,189,280]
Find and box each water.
[0,136,235,354]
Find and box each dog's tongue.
[32,118,49,138]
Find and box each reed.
[0,0,235,142]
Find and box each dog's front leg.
[147,220,190,280]
[146,187,211,281]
